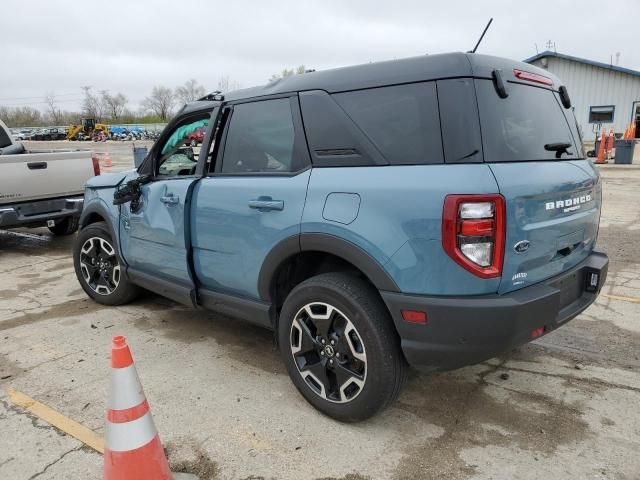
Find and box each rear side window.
[476,80,577,162]
[221,98,297,173]
[437,78,483,163]
[333,82,443,165]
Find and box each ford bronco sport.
[73,52,608,422]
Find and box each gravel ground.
[0,161,639,479]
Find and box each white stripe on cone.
[106,411,158,452]
[108,364,146,410]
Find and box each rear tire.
[278,272,406,422]
[48,217,79,236]
[73,222,140,305]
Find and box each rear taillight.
[92,155,101,176]
[513,69,553,86]
[442,194,505,278]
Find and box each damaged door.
[118,112,214,303]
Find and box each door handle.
[27,161,47,170]
[160,194,179,205]
[248,197,284,211]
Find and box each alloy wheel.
[290,302,367,403]
[79,237,121,295]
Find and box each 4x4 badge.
[514,240,530,253]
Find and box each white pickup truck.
[0,119,99,235]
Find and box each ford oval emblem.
[514,240,530,253]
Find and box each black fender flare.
[257,233,400,302]
[79,201,125,264]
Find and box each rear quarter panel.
[302,164,501,295]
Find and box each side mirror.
[113,175,152,205]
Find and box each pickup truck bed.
[0,118,98,234]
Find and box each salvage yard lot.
[1,160,639,479]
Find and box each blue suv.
[73,52,608,422]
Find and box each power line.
[0,92,80,101]
[1,98,85,107]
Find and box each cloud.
[1,0,637,111]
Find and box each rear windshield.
[476,80,582,162]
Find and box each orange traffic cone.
[596,129,607,163]
[103,152,113,168]
[104,336,173,480]
[606,128,615,160]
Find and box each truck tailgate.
[0,150,94,204]
[490,160,601,294]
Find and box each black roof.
[180,52,563,112]
[223,52,561,102]
[176,99,221,116]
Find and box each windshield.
[476,80,582,162]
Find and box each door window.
[157,117,209,177]
[221,98,298,173]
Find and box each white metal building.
[524,51,640,142]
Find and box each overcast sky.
[2,0,638,112]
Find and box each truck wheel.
[278,272,406,422]
[73,222,140,305]
[48,217,79,236]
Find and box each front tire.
[278,272,406,422]
[48,217,79,236]
[73,222,140,305]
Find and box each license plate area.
[551,270,584,310]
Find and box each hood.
[86,170,136,188]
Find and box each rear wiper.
[544,142,574,159]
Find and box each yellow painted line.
[7,388,104,454]
[603,293,640,304]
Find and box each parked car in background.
[186,127,205,146]
[0,118,99,235]
[19,129,36,140]
[73,52,608,422]
[30,128,62,141]
[31,129,47,141]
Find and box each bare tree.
[81,86,103,121]
[217,75,241,93]
[44,91,63,125]
[101,92,128,121]
[0,106,43,127]
[175,79,206,105]
[141,86,175,121]
[269,65,307,83]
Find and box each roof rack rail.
[198,91,224,102]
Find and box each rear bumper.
[0,196,84,229]
[381,251,608,372]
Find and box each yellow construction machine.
[67,118,109,140]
